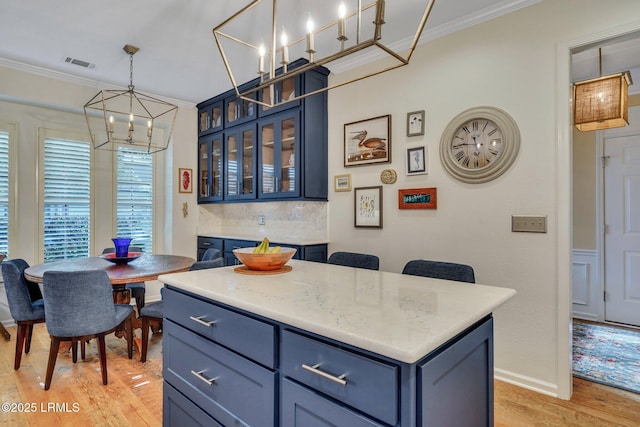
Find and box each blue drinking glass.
[112,237,132,258]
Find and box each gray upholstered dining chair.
[327,251,380,270]
[102,246,145,312]
[401,260,476,283]
[42,270,134,390]
[1,258,46,370]
[138,257,224,362]
[189,257,225,270]
[201,247,223,261]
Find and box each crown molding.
[0,57,195,109]
[329,0,542,75]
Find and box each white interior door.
[604,107,640,326]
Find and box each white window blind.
[43,138,91,262]
[0,131,9,255]
[116,148,153,252]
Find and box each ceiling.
[0,0,638,106]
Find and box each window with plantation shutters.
[43,138,91,262]
[0,130,9,255]
[116,148,153,253]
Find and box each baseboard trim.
[573,313,599,322]
[495,368,560,398]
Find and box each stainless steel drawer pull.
[189,315,217,327]
[302,363,347,386]
[191,370,218,386]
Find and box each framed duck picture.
[344,115,391,167]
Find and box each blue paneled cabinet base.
[162,286,494,427]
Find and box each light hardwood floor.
[1,323,640,426]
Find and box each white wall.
[0,63,198,320]
[327,0,640,398]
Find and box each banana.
[253,237,272,254]
[253,238,267,253]
[270,246,281,253]
[260,237,269,253]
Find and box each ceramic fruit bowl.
[233,247,296,271]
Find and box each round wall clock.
[439,106,520,183]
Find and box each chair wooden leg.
[81,340,86,360]
[25,324,34,354]
[135,294,145,314]
[0,322,10,341]
[125,314,133,360]
[71,339,78,363]
[141,317,149,363]
[97,335,108,385]
[14,323,27,370]
[45,337,61,390]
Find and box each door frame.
[558,21,640,401]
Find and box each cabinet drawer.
[163,321,276,427]
[163,382,223,427]
[281,378,385,427]
[281,330,398,426]
[164,287,276,368]
[224,238,257,252]
[197,236,223,251]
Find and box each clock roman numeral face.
[451,119,503,170]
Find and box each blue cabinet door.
[281,378,385,427]
[163,382,223,427]
[418,317,494,427]
[224,123,257,201]
[258,111,301,199]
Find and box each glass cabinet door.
[225,94,256,127]
[198,138,210,198]
[210,135,222,199]
[198,134,223,202]
[225,124,255,200]
[260,76,298,115]
[259,112,299,198]
[198,101,223,136]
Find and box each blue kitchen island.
[158,259,515,427]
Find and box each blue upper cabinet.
[197,59,328,204]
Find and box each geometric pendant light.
[574,48,633,132]
[84,45,178,153]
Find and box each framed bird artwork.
[344,115,391,167]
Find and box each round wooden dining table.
[25,253,194,284]
[24,254,195,304]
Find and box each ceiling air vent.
[64,57,95,69]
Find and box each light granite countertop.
[158,259,516,364]
[198,232,329,246]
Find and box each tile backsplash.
[198,201,328,242]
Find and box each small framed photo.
[406,146,427,175]
[334,174,352,192]
[178,168,193,193]
[354,186,383,228]
[407,110,425,137]
[398,187,437,209]
[344,115,391,167]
